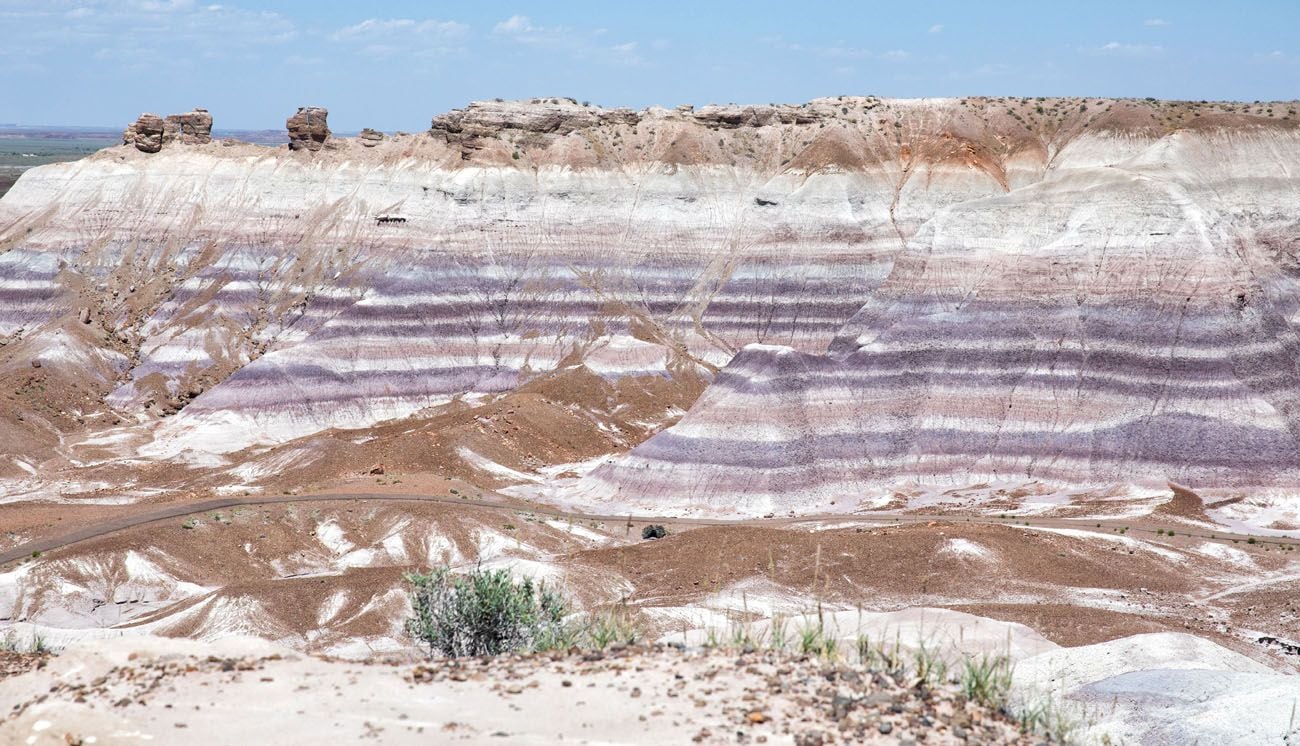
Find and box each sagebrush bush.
[405,566,570,657]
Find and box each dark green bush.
[641,524,667,540]
[405,566,570,657]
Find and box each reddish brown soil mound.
[236,364,706,493]
[1156,483,1214,523]
[571,522,1195,607]
[947,603,1169,647]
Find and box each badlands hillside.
[1,96,1299,743]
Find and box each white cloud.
[329,16,468,59]
[332,18,467,42]
[1253,50,1295,64]
[494,14,537,34]
[929,24,943,34]
[818,45,870,59]
[131,0,197,11]
[40,1,299,65]
[1086,41,1163,57]
[1143,18,1170,27]
[492,14,644,66]
[762,36,912,63]
[492,14,576,47]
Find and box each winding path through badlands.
[1,490,1292,568]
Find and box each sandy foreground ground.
[0,636,1038,746]
[3,625,1299,745]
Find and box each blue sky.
[1,0,1297,130]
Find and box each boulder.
[123,113,165,153]
[163,108,213,145]
[287,107,331,152]
[358,128,385,147]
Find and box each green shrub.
[405,566,569,657]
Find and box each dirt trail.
[2,489,1292,569]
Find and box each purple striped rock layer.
[1,97,1298,499]
[573,126,1300,510]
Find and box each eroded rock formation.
[572,116,1300,511]
[430,97,640,158]
[5,97,1300,506]
[123,109,212,153]
[163,108,212,145]
[286,106,331,151]
[122,113,165,153]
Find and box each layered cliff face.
[1,97,1298,506]
[574,117,1300,514]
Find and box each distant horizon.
[2,1,1298,131]
[0,123,289,133]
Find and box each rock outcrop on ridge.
[162,108,212,145]
[122,109,212,152]
[286,106,331,151]
[121,113,165,153]
[2,97,1300,507]
[430,97,640,158]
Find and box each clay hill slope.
[560,106,1300,514]
[0,97,1298,504]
